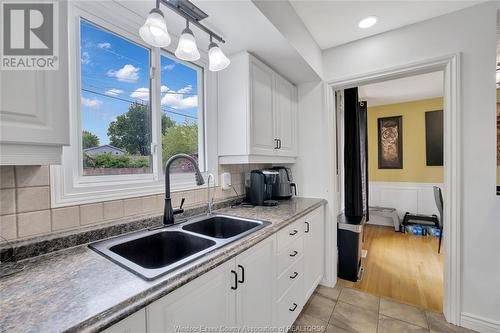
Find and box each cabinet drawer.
[276,275,304,328]
[276,235,303,275]
[276,255,303,301]
[277,219,303,251]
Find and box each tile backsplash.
[0,164,265,242]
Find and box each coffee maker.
[245,169,279,206]
[271,166,297,199]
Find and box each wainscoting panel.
[369,182,443,222]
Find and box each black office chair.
[433,186,444,253]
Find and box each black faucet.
[163,154,205,226]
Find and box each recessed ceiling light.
[358,16,378,29]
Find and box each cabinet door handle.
[231,270,238,290]
[278,139,282,149]
[289,303,298,312]
[305,221,310,233]
[274,138,279,149]
[289,229,298,236]
[290,271,298,279]
[289,250,298,257]
[237,264,245,284]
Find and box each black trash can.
[337,214,365,282]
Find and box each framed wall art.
[378,116,403,169]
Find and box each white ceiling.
[289,1,482,50]
[115,0,320,83]
[358,71,443,107]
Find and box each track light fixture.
[139,7,171,48]
[208,36,230,72]
[175,19,200,61]
[140,0,229,71]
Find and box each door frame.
[325,53,462,324]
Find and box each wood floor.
[338,224,444,312]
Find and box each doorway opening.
[327,54,461,324]
[336,72,445,312]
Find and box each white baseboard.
[461,313,500,333]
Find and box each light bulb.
[208,42,230,72]
[175,26,200,61]
[139,8,171,47]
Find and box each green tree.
[162,114,176,135]
[162,121,198,164]
[108,103,175,155]
[82,130,100,149]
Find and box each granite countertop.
[0,197,326,333]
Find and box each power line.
[81,88,197,120]
[82,81,197,96]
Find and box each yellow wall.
[368,97,444,183]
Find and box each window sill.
[50,166,213,208]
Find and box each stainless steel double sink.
[89,215,270,280]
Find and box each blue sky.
[80,19,199,145]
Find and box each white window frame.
[50,1,218,208]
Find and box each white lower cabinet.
[147,237,274,332]
[147,260,236,332]
[104,207,325,333]
[273,218,306,328]
[303,207,325,301]
[103,309,146,333]
[235,237,274,327]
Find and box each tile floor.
[291,285,476,333]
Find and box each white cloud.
[81,97,102,109]
[104,88,124,96]
[161,85,197,109]
[163,63,175,71]
[107,64,140,83]
[81,51,90,65]
[161,85,169,93]
[98,42,111,49]
[176,85,193,94]
[161,94,198,109]
[130,87,150,101]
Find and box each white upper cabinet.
[274,74,297,157]
[0,0,69,165]
[218,51,298,164]
[249,58,276,156]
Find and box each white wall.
[320,1,500,328]
[291,81,337,285]
[251,0,324,79]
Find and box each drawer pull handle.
[289,251,298,257]
[237,264,245,284]
[289,229,298,236]
[305,221,310,233]
[231,270,238,290]
[289,303,298,312]
[290,271,298,279]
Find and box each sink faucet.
[163,154,205,226]
[207,173,215,215]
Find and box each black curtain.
[344,88,369,220]
[359,101,369,221]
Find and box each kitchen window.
[51,3,216,207]
[79,19,153,177]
